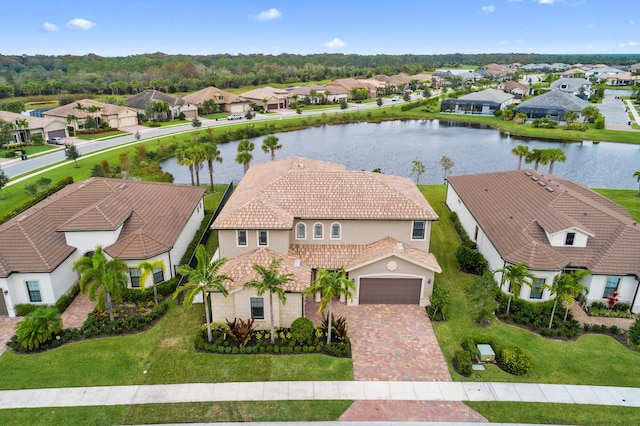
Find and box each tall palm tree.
[189,145,205,187]
[633,170,640,197]
[243,257,293,344]
[303,267,355,344]
[202,142,223,192]
[511,144,531,170]
[547,270,589,328]
[175,144,195,186]
[261,135,282,161]
[72,246,129,322]
[236,139,255,175]
[493,263,535,316]
[66,114,78,135]
[525,148,549,171]
[546,148,567,174]
[138,259,166,305]
[173,245,231,343]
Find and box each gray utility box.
[476,344,496,363]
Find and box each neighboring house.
[44,99,138,130]
[0,111,67,144]
[478,63,514,79]
[325,78,378,99]
[560,68,586,79]
[446,170,640,314]
[210,157,442,328]
[125,89,198,120]
[585,66,625,79]
[514,89,588,121]
[288,85,347,104]
[497,81,532,98]
[0,178,205,317]
[411,74,443,89]
[440,89,514,114]
[604,72,636,86]
[240,86,290,111]
[519,63,552,72]
[182,86,252,114]
[549,78,591,97]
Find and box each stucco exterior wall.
[586,275,639,309]
[168,199,205,277]
[65,228,123,256]
[218,229,289,259]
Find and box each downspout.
[631,276,640,314]
[168,251,173,278]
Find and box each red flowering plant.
[607,290,620,310]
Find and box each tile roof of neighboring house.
[289,237,441,274]
[387,73,413,86]
[0,111,58,130]
[241,86,289,101]
[561,68,585,77]
[213,157,438,230]
[43,99,135,119]
[501,81,530,93]
[125,89,188,110]
[370,75,390,83]
[411,74,436,81]
[288,85,347,96]
[515,89,588,112]
[218,248,311,292]
[605,72,634,81]
[447,170,640,276]
[458,89,514,104]
[327,78,376,92]
[0,179,205,277]
[181,86,244,105]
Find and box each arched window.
[331,222,341,240]
[313,223,324,239]
[296,223,306,239]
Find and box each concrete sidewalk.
[1,381,639,410]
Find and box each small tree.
[236,139,255,175]
[581,105,599,130]
[191,117,202,128]
[493,263,535,316]
[468,271,498,324]
[564,110,578,128]
[261,135,282,161]
[429,285,450,321]
[633,170,640,197]
[15,306,62,351]
[410,159,426,184]
[440,155,454,183]
[339,99,348,110]
[138,259,166,305]
[547,270,589,328]
[65,144,81,167]
[511,144,531,170]
[376,97,383,107]
[0,167,8,200]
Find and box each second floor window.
[237,230,247,246]
[296,223,306,239]
[314,223,323,239]
[258,230,268,246]
[331,223,341,239]
[412,220,426,240]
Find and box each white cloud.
[630,20,636,25]
[482,5,495,13]
[537,0,557,3]
[253,8,282,21]
[507,0,523,2]
[66,18,96,30]
[618,41,638,48]
[324,37,346,49]
[42,22,58,32]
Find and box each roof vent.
[545,187,554,192]
[294,259,301,267]
[298,163,304,169]
[531,177,539,182]
[524,171,532,176]
[538,181,546,187]
[119,183,127,189]
[397,242,404,251]
[17,215,28,222]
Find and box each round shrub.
[628,317,640,347]
[453,350,472,377]
[290,317,314,343]
[498,345,532,375]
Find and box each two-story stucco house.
[446,170,640,313]
[0,178,205,317]
[210,157,442,328]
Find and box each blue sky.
[2,0,638,56]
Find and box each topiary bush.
[290,317,314,343]
[498,345,532,375]
[453,350,472,377]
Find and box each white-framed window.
[25,281,42,302]
[331,222,341,240]
[412,220,426,240]
[603,277,620,298]
[152,266,164,284]
[530,278,545,300]
[257,230,268,246]
[250,297,264,319]
[296,223,306,239]
[313,223,324,239]
[565,232,575,246]
[130,268,141,288]
[237,230,247,246]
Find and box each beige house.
[125,89,198,120]
[0,179,205,317]
[210,157,442,328]
[325,78,378,99]
[288,84,348,104]
[447,170,640,313]
[0,111,67,144]
[44,99,138,130]
[240,86,290,111]
[182,86,252,114]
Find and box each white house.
[446,170,640,313]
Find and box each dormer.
[543,226,593,248]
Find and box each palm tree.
[633,170,640,197]
[15,119,29,144]
[202,142,222,192]
[511,145,531,170]
[72,246,129,322]
[138,259,166,305]
[303,267,355,344]
[243,257,293,345]
[236,139,255,175]
[547,270,589,328]
[546,148,567,174]
[525,148,549,171]
[261,135,282,161]
[189,145,205,187]
[564,110,578,128]
[173,245,231,343]
[66,114,78,135]
[581,105,599,130]
[493,263,535,316]
[175,144,195,186]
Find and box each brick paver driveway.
[0,316,19,356]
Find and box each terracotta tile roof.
[0,178,204,276]
[288,85,347,96]
[125,89,187,110]
[181,86,243,105]
[447,170,640,275]
[43,99,136,119]
[289,244,364,270]
[218,248,311,292]
[0,111,58,130]
[213,157,438,230]
[240,86,289,101]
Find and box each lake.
[160,120,640,189]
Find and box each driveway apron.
[0,316,19,355]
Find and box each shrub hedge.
[498,345,532,375]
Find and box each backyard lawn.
[421,185,640,387]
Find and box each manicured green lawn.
[594,188,640,222]
[76,130,128,140]
[421,185,640,387]
[0,401,353,425]
[467,402,640,426]
[0,300,353,390]
[141,120,189,127]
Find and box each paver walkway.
[61,292,95,329]
[339,401,487,423]
[0,316,19,355]
[569,303,634,329]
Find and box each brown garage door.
[359,278,422,304]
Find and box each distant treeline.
[1,52,639,99]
